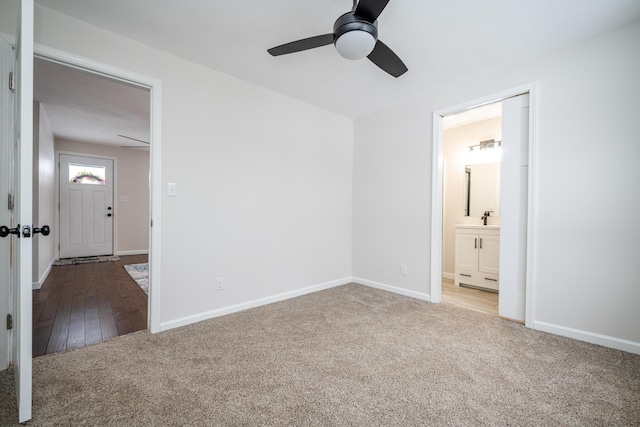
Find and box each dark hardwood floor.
[32,254,148,357]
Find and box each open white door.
[0,26,14,373]
[14,0,34,422]
[499,94,529,322]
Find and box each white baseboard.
[442,272,454,280]
[32,258,54,290]
[160,276,352,332]
[117,250,149,256]
[351,277,431,302]
[533,321,640,355]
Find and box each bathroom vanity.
[454,225,500,292]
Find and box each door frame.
[56,152,118,260]
[430,82,538,328]
[34,45,163,333]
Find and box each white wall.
[3,3,637,353]
[443,118,501,275]
[55,139,150,255]
[32,102,55,288]
[2,5,354,326]
[353,20,640,350]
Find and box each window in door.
[68,163,106,185]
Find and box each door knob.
[33,225,50,236]
[0,224,21,238]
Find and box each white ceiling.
[443,102,502,130]
[34,58,150,147]
[34,0,640,120]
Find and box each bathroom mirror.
[464,162,500,217]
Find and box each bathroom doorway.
[430,84,536,325]
[441,102,503,316]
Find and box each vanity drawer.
[478,274,499,291]
[456,270,477,286]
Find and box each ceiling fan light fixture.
[333,12,378,60]
[335,30,376,60]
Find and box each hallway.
[32,255,148,357]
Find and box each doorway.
[441,102,503,316]
[32,44,163,334]
[32,56,153,351]
[430,84,537,327]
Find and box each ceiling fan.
[118,134,150,149]
[267,0,407,78]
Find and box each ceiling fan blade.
[354,0,391,22]
[367,40,407,78]
[268,34,334,56]
[118,134,150,144]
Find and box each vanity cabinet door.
[455,233,479,271]
[478,234,500,275]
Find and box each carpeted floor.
[1,284,638,426]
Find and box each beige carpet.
[1,284,639,426]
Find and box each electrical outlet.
[216,277,224,290]
[400,265,408,276]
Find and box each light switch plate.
[168,182,177,197]
[118,195,128,203]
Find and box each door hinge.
[8,72,14,90]
[7,193,14,211]
[7,314,13,330]
[150,219,153,228]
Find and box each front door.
[59,154,114,258]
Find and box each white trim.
[160,277,352,332]
[430,83,538,328]
[534,321,640,355]
[117,250,149,256]
[524,85,539,328]
[34,45,163,334]
[442,272,454,281]
[352,277,431,302]
[148,77,163,334]
[31,258,54,290]
[430,110,444,304]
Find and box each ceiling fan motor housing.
[333,12,378,59]
[333,12,378,41]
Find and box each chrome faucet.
[481,211,491,226]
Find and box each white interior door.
[499,94,530,322]
[14,0,34,422]
[59,154,114,258]
[0,24,14,373]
